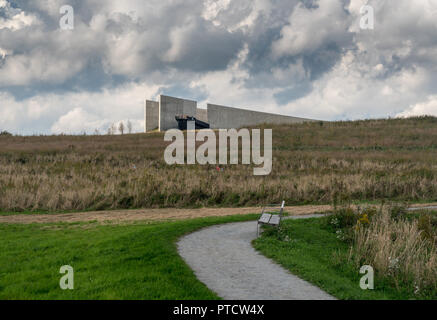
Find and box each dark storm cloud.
[157,84,209,102]
[274,82,313,105]
[0,0,354,99]
[0,0,245,97]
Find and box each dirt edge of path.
[0,205,332,224]
[0,202,435,224]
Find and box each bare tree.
[119,121,125,135]
[127,120,133,134]
[108,123,116,135]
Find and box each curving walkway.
[177,214,336,300]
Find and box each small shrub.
[327,206,357,230]
[350,207,437,296]
[418,214,434,243]
[355,206,378,230]
[389,203,408,221]
[0,130,12,137]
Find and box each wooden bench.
[257,201,285,237]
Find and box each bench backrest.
[261,201,285,217]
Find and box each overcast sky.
[1,0,437,134]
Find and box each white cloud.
[51,108,103,134]
[397,96,437,118]
[0,47,11,59]
[428,0,437,15]
[202,0,231,22]
[0,82,160,135]
[272,1,351,57]
[278,52,432,120]
[0,50,85,86]
[0,0,40,30]
[192,48,435,122]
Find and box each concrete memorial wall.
[207,103,314,129]
[144,100,159,132]
[144,95,316,132]
[159,95,197,131]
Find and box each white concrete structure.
[144,95,316,132]
[144,100,159,132]
[159,95,197,131]
[207,103,314,129]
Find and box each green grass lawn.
[1,212,434,300]
[0,214,257,300]
[253,216,437,300]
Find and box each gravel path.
[177,214,336,300]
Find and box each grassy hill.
[1,116,437,213]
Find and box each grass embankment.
[253,208,437,300]
[0,214,257,300]
[1,117,437,212]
